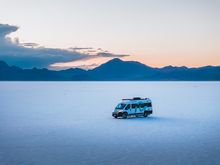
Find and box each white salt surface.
[0,82,220,165]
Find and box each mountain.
[0,59,220,81]
[0,61,85,81]
[88,58,158,80]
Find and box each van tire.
[114,115,118,118]
[143,111,148,117]
[122,112,128,119]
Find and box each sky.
[0,0,220,69]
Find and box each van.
[112,97,153,119]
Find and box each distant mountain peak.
[63,68,85,72]
[161,65,188,71]
[106,58,123,63]
[98,58,149,68]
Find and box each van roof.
[121,97,151,104]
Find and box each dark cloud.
[0,23,90,68]
[0,24,18,38]
[22,43,39,47]
[0,24,19,49]
[70,52,129,62]
[69,47,93,50]
[96,52,129,58]
[0,23,130,69]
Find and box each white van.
[112,97,153,119]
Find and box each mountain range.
[0,58,220,81]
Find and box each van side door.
[131,104,137,115]
[136,103,141,114]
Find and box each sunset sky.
[0,0,219,69]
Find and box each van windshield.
[116,103,126,109]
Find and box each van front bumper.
[112,112,123,117]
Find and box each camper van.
[112,97,153,119]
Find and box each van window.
[116,103,126,109]
[141,103,152,107]
[125,104,130,110]
[132,104,138,108]
[140,103,145,108]
[146,103,152,107]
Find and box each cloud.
[0,24,18,38]
[50,53,128,70]
[50,48,130,69]
[0,23,89,68]
[96,52,129,58]
[69,47,93,50]
[22,42,39,48]
[0,24,19,48]
[0,23,130,69]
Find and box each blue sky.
[0,0,219,69]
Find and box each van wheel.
[143,111,148,118]
[114,115,118,118]
[122,113,128,119]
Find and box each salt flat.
[0,82,220,165]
